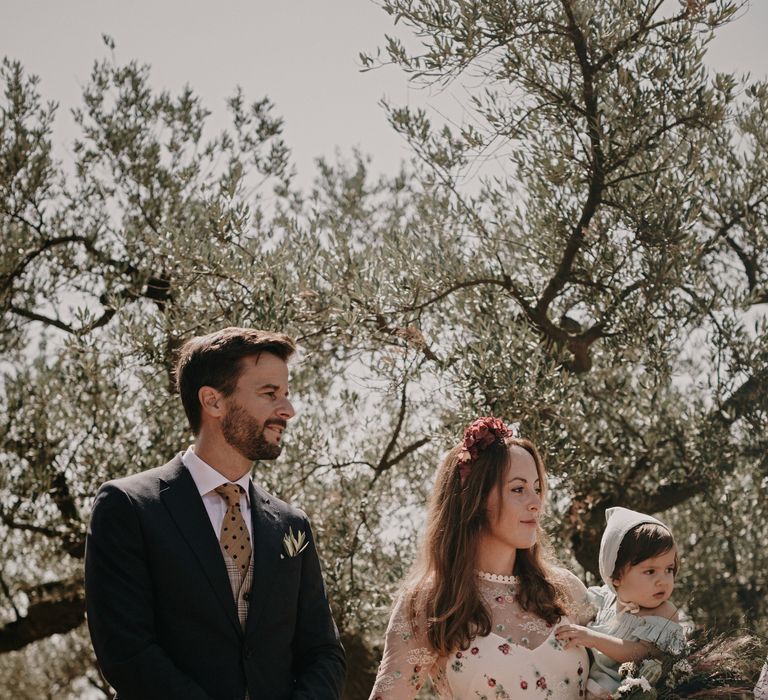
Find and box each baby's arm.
[555,623,655,664]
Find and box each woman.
[370,417,593,699]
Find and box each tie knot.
[215,483,243,507]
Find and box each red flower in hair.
[457,416,513,485]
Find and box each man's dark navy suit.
[85,455,346,699]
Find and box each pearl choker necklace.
[475,570,518,584]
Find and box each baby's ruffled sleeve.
[586,585,610,613]
[368,592,440,700]
[633,617,687,655]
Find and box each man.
[85,327,346,699]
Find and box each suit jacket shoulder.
[98,454,186,500]
[251,481,309,523]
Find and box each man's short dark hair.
[175,327,296,434]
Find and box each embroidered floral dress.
[370,569,593,699]
[585,585,688,696]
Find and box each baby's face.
[612,547,677,609]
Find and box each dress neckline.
[475,570,518,584]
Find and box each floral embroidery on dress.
[570,597,598,626]
[370,568,591,699]
[534,668,553,696]
[520,617,550,635]
[375,674,395,692]
[390,617,413,637]
[406,647,437,665]
[485,583,516,608]
[476,675,512,699]
[451,649,465,673]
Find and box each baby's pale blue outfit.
[586,585,687,696]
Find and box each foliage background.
[1,1,766,697]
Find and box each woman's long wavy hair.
[405,435,568,656]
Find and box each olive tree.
[357,0,768,640]
[1,1,767,695]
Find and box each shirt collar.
[182,446,252,505]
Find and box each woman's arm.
[368,591,439,700]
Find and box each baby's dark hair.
[612,522,679,580]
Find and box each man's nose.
[278,397,296,419]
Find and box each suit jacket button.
[243,592,250,601]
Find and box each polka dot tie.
[215,483,252,574]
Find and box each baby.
[556,507,688,698]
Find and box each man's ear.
[198,386,225,419]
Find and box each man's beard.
[221,401,285,461]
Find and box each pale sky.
[2,0,767,189]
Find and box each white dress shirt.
[182,446,253,541]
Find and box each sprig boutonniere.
[281,527,309,559]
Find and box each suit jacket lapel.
[159,456,242,637]
[245,481,282,635]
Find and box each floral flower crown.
[457,416,514,485]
